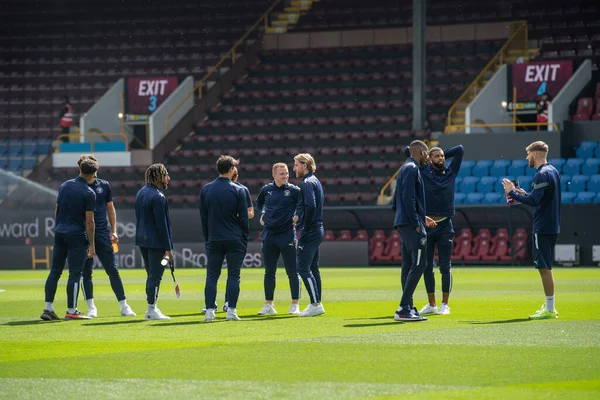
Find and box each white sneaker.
[226,308,241,321]
[438,303,451,315]
[204,309,216,322]
[298,304,325,317]
[202,302,218,314]
[120,304,136,317]
[288,303,300,315]
[145,307,170,320]
[87,306,98,318]
[258,303,277,315]
[419,304,439,315]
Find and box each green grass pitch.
[1,267,599,399]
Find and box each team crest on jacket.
[284,190,291,196]
[420,237,426,246]
[96,187,103,194]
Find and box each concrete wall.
[80,79,124,140]
[149,76,194,149]
[466,65,513,134]
[549,59,592,131]
[52,152,131,168]
[263,22,512,50]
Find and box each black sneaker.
[40,309,60,321]
[394,307,428,322]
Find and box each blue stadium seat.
[508,160,527,177]
[574,191,595,204]
[22,157,37,170]
[516,175,533,191]
[0,156,7,169]
[489,160,510,177]
[473,160,493,177]
[575,141,598,159]
[454,177,462,192]
[36,139,53,155]
[582,158,600,175]
[588,175,600,192]
[454,192,466,204]
[596,147,600,158]
[0,143,6,156]
[569,175,589,192]
[459,176,479,193]
[483,192,503,204]
[548,158,566,174]
[458,160,475,177]
[22,141,38,156]
[560,175,571,192]
[594,194,600,204]
[562,192,576,204]
[8,142,22,156]
[476,176,497,193]
[7,158,21,170]
[464,193,484,204]
[563,158,584,175]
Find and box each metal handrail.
[55,133,129,152]
[444,122,560,134]
[447,21,528,126]
[165,0,282,133]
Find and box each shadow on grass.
[83,320,147,326]
[150,320,206,327]
[2,320,57,326]
[344,321,404,328]
[169,312,203,318]
[343,316,392,321]
[462,318,530,325]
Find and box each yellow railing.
[446,21,529,130]
[165,0,282,133]
[444,122,560,134]
[55,133,129,152]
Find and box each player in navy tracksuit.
[41,157,98,321]
[217,166,255,313]
[293,153,326,317]
[405,145,464,316]
[200,155,249,322]
[503,141,561,320]
[78,156,135,318]
[392,140,435,322]
[135,163,173,321]
[256,162,301,315]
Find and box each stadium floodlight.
[501,101,508,108]
[117,112,124,119]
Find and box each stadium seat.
[594,194,600,204]
[454,192,466,204]
[382,239,401,262]
[548,158,566,174]
[582,158,600,175]
[516,175,533,191]
[337,230,353,241]
[574,191,595,203]
[569,175,589,192]
[353,230,368,241]
[512,228,529,261]
[323,230,336,241]
[483,234,511,261]
[483,192,503,204]
[476,176,496,193]
[575,141,598,159]
[560,174,571,192]
[562,192,576,203]
[563,158,584,175]
[489,160,510,177]
[588,175,600,192]
[508,160,527,177]
[464,229,492,261]
[457,160,475,177]
[369,230,386,252]
[464,192,484,204]
[459,176,479,193]
[370,241,386,261]
[472,160,493,177]
[572,97,593,121]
